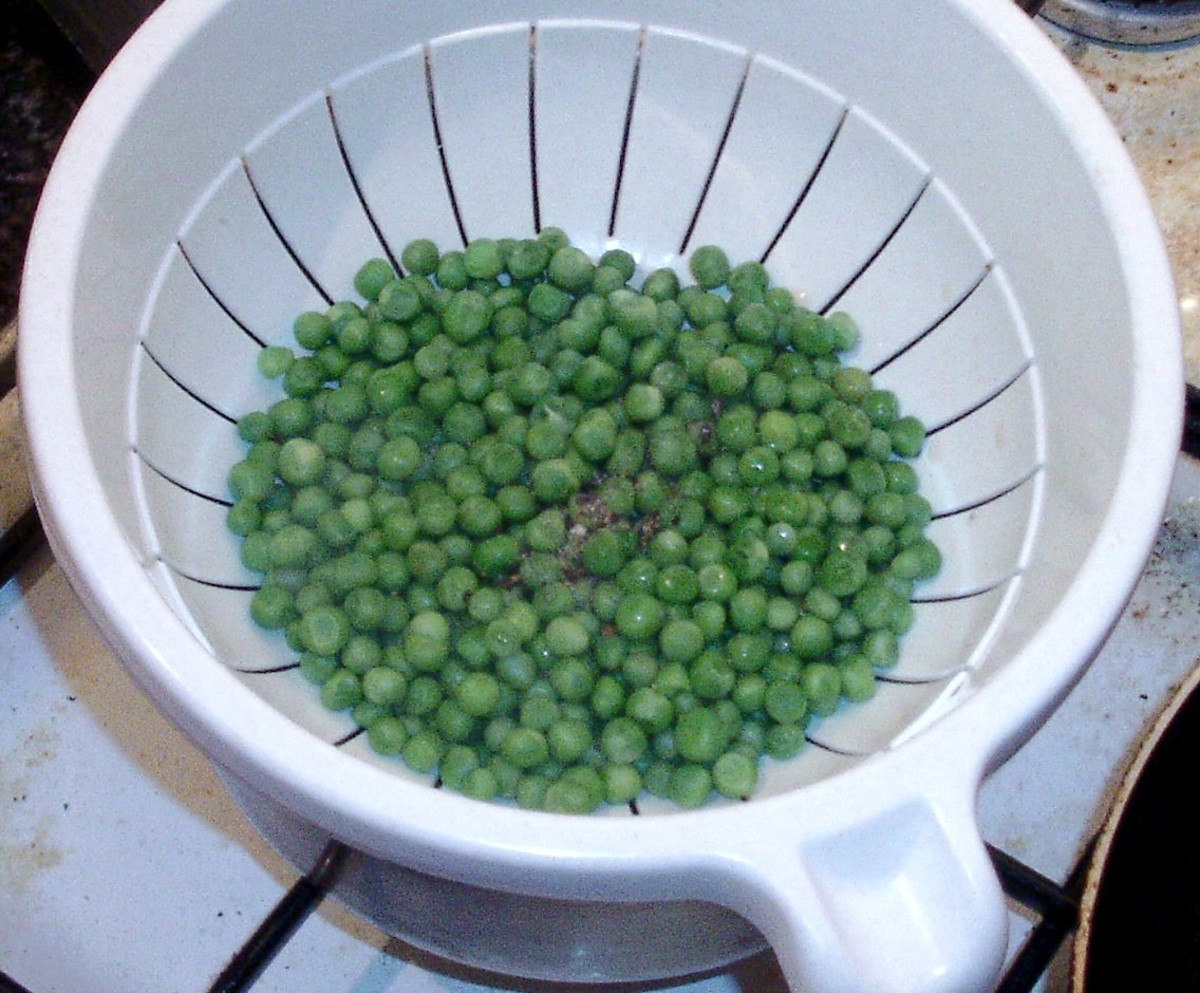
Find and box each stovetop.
[4,455,1199,993]
[2,10,1199,993]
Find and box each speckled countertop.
[1045,23,1200,381]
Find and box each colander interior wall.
[22,0,1183,988]
[61,0,1136,794]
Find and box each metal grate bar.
[990,842,1092,993]
[0,971,36,993]
[205,842,349,993]
[0,505,42,589]
[1182,383,1200,460]
[188,843,1091,993]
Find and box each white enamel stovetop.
[2,16,1200,993]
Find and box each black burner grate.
[193,841,1092,993]
[0,835,1092,993]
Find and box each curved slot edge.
[909,573,1015,605]
[326,42,461,256]
[607,26,646,239]
[240,83,397,305]
[925,360,1035,439]
[880,579,1018,684]
[676,51,754,256]
[137,451,231,510]
[818,175,933,316]
[138,341,238,426]
[870,267,1034,437]
[426,23,539,242]
[682,48,847,267]
[324,93,403,274]
[133,350,245,501]
[237,665,361,742]
[805,675,969,757]
[529,20,644,255]
[607,25,751,266]
[239,156,334,307]
[759,106,848,267]
[164,570,296,673]
[334,727,365,747]
[526,23,541,234]
[869,265,992,378]
[841,170,1001,374]
[143,246,281,424]
[176,157,329,341]
[929,460,1042,524]
[173,241,266,348]
[913,369,1043,523]
[423,43,470,247]
[914,478,1039,601]
[135,462,265,592]
[761,102,930,311]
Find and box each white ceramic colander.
[18,1,1182,990]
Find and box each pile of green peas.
[226,228,941,813]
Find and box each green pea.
[320,668,362,711]
[615,593,665,639]
[660,619,706,664]
[689,245,731,290]
[580,529,626,577]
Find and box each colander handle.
[722,785,1008,993]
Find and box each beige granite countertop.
[1045,24,1200,384]
[0,321,29,541]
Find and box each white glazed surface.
[17,1,1182,991]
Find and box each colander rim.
[16,0,1182,883]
